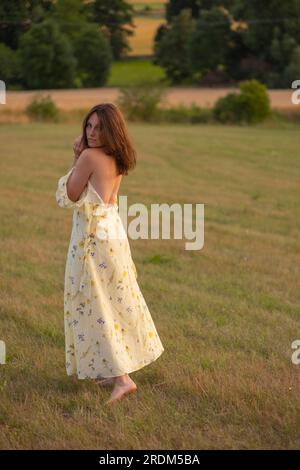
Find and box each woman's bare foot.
[105,374,137,405]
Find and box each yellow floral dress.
[55,168,165,379]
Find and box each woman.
[55,103,165,405]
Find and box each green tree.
[73,24,113,87]
[189,6,233,74]
[87,0,135,60]
[284,45,300,88]
[231,0,300,87]
[0,43,21,85]
[160,0,300,87]
[166,0,202,21]
[154,9,195,84]
[0,0,53,49]
[18,19,76,89]
[50,0,90,43]
[153,23,169,64]
[165,0,236,21]
[155,1,237,83]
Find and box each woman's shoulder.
[88,148,121,178]
[80,147,106,158]
[80,147,111,168]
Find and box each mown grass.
[0,121,299,449]
[107,59,167,87]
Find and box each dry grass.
[0,122,299,449]
[128,17,166,56]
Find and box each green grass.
[107,59,167,87]
[0,121,299,449]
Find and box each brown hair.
[80,103,137,175]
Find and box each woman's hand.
[69,135,86,170]
[73,135,86,159]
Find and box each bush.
[25,94,60,122]
[213,92,242,124]
[213,79,271,124]
[117,85,167,122]
[159,103,212,123]
[154,9,195,84]
[239,80,271,123]
[117,86,213,123]
[18,19,76,89]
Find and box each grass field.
[0,121,299,449]
[107,59,167,86]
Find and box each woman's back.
[88,148,123,205]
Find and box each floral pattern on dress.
[55,168,165,379]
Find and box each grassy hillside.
[0,121,299,449]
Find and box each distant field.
[0,121,300,449]
[3,84,296,117]
[128,0,166,5]
[128,17,166,56]
[125,0,167,56]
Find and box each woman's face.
[85,112,102,147]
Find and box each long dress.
[55,167,165,379]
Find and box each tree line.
[0,0,298,89]
[0,0,134,89]
[154,0,300,87]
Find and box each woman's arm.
[69,153,78,171]
[66,149,95,202]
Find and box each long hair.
[80,103,137,175]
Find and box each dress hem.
[66,347,165,380]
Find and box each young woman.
[55,103,165,405]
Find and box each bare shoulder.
[79,147,99,161]
[86,147,117,174]
[77,147,105,171]
[75,147,95,166]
